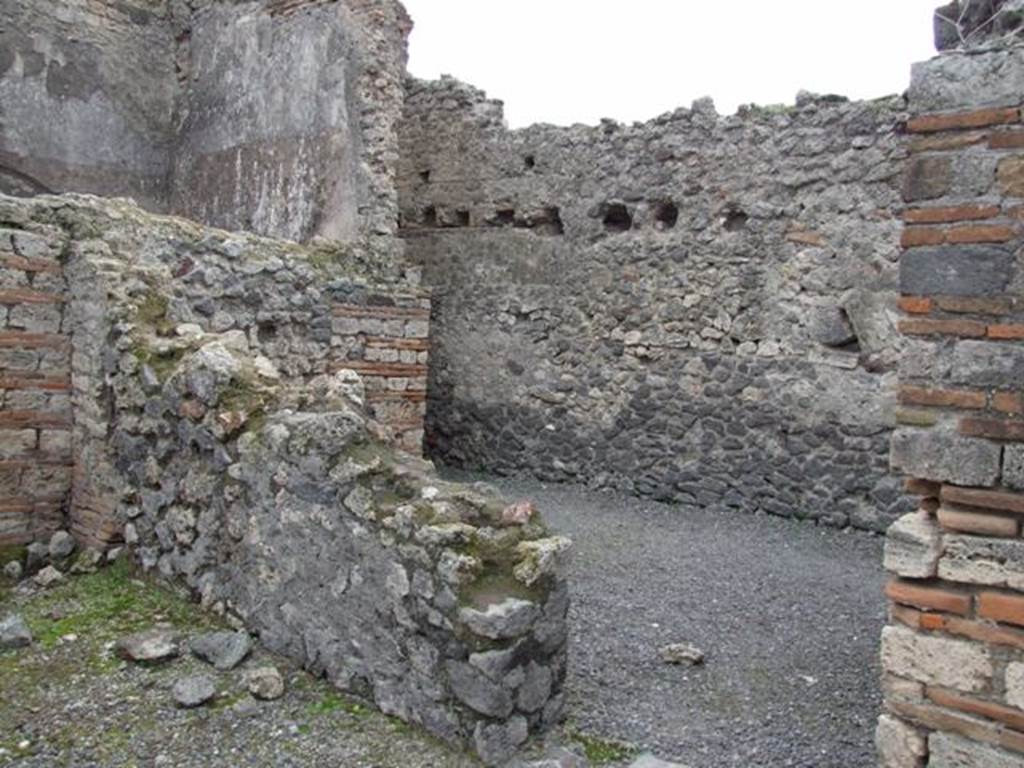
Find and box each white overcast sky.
[401,0,942,128]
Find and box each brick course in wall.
[0,225,71,546]
[879,49,1024,767]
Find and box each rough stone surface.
[875,714,926,768]
[658,643,705,666]
[245,667,285,702]
[629,756,691,768]
[939,535,1024,589]
[115,629,180,663]
[33,565,64,588]
[190,631,253,671]
[0,614,32,649]
[880,625,991,693]
[910,47,1024,110]
[890,427,1002,487]
[48,530,75,561]
[929,731,1024,767]
[884,513,942,578]
[172,675,217,709]
[1006,662,1024,710]
[399,77,909,533]
[3,560,23,581]
[900,245,1014,297]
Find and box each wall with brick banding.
[0,224,71,546]
[878,46,1024,767]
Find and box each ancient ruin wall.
[878,46,1024,766]
[5,193,569,766]
[0,0,410,247]
[0,0,178,209]
[399,79,912,531]
[0,213,72,545]
[0,192,427,548]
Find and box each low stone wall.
[399,76,910,531]
[0,215,71,546]
[878,47,1024,766]
[8,192,569,765]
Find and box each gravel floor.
[461,473,888,768]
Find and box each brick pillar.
[878,49,1024,766]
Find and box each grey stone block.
[891,427,1001,486]
[900,245,1013,297]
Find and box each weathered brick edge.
[0,227,72,546]
[330,296,431,454]
[879,92,1024,766]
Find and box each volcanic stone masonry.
[0,192,570,766]
[399,76,912,532]
[878,46,1024,766]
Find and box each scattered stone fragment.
[106,547,124,564]
[474,715,529,766]
[172,675,217,708]
[190,631,253,671]
[245,666,285,700]
[0,614,32,649]
[502,501,535,526]
[659,643,705,666]
[70,548,104,575]
[33,565,65,588]
[514,537,573,587]
[459,598,540,640]
[48,530,76,561]
[115,629,180,663]
[3,560,23,581]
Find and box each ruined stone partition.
[399,76,913,532]
[879,47,1024,766]
[0,193,569,764]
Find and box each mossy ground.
[0,563,480,767]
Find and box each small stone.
[48,531,76,561]
[514,537,573,587]
[3,561,23,581]
[172,675,217,708]
[459,598,540,640]
[0,614,32,649]
[106,547,124,564]
[25,542,48,574]
[33,565,65,588]
[245,666,285,700]
[70,549,103,575]
[190,631,253,671]
[502,501,535,526]
[884,513,941,578]
[474,715,529,766]
[116,629,180,663]
[659,643,705,666]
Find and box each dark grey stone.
[900,245,1013,297]
[190,631,253,671]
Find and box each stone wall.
[0,0,178,209]
[2,192,569,766]
[0,0,410,247]
[878,46,1024,766]
[399,77,912,531]
[0,212,71,546]
[0,192,428,548]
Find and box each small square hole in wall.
[422,205,437,227]
[524,155,536,170]
[602,203,633,233]
[419,169,431,183]
[495,209,516,225]
[456,210,471,227]
[654,200,679,230]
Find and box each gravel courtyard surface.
[463,474,888,768]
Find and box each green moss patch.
[567,729,638,765]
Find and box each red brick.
[947,224,1017,244]
[980,592,1024,627]
[908,107,1020,133]
[898,296,933,315]
[910,131,988,152]
[943,616,1024,650]
[905,478,942,497]
[898,386,987,410]
[936,296,1016,315]
[901,227,946,247]
[0,375,70,391]
[891,603,925,629]
[889,699,1001,747]
[0,289,64,305]
[938,505,1020,537]
[927,687,1024,732]
[904,205,1000,224]
[991,130,1024,149]
[898,318,987,338]
[364,337,430,351]
[0,332,68,349]
[366,391,428,403]
[989,324,1024,340]
[0,411,71,429]
[995,392,1024,415]
[960,417,1024,442]
[332,303,430,320]
[328,361,427,377]
[786,230,827,247]
[886,578,973,616]
[0,256,61,273]
[943,485,1024,514]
